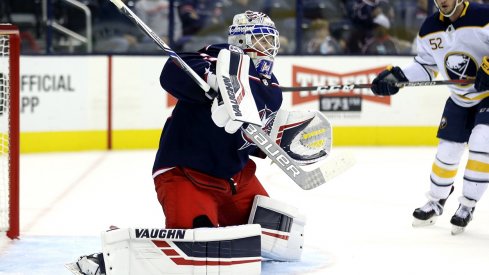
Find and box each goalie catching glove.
[269,109,332,165]
[206,48,261,134]
[371,65,409,96]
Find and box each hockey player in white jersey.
[371,0,489,235]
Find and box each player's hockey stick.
[280,79,474,92]
[108,0,353,190]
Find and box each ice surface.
[1,147,488,274]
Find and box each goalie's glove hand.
[475,56,489,92]
[371,66,408,96]
[269,109,332,165]
[206,71,243,134]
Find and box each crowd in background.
[1,0,489,55]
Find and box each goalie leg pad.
[100,225,261,275]
[248,195,306,262]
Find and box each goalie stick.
[108,0,353,190]
[280,79,475,92]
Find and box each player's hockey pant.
[154,160,269,229]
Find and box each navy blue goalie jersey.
[152,44,283,179]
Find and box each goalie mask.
[228,10,280,79]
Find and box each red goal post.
[0,24,20,239]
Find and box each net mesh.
[0,34,11,232]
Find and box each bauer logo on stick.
[244,124,301,178]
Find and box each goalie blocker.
[210,48,262,134]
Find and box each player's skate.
[412,186,454,227]
[65,253,105,275]
[450,196,476,235]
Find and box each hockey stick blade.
[319,151,356,182]
[108,0,345,190]
[280,79,474,92]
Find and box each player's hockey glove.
[371,66,408,96]
[475,56,489,92]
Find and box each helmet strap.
[434,0,464,18]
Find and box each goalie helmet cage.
[0,24,20,239]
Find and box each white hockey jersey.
[402,2,489,107]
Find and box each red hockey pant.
[154,160,269,229]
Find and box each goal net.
[0,24,19,239]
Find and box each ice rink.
[1,147,489,275]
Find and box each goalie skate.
[450,196,476,235]
[66,253,105,275]
[65,263,85,275]
[412,186,454,227]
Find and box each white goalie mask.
[434,0,464,17]
[228,10,280,79]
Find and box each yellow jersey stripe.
[456,92,489,101]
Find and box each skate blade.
[451,225,465,235]
[412,216,437,227]
[65,262,84,275]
